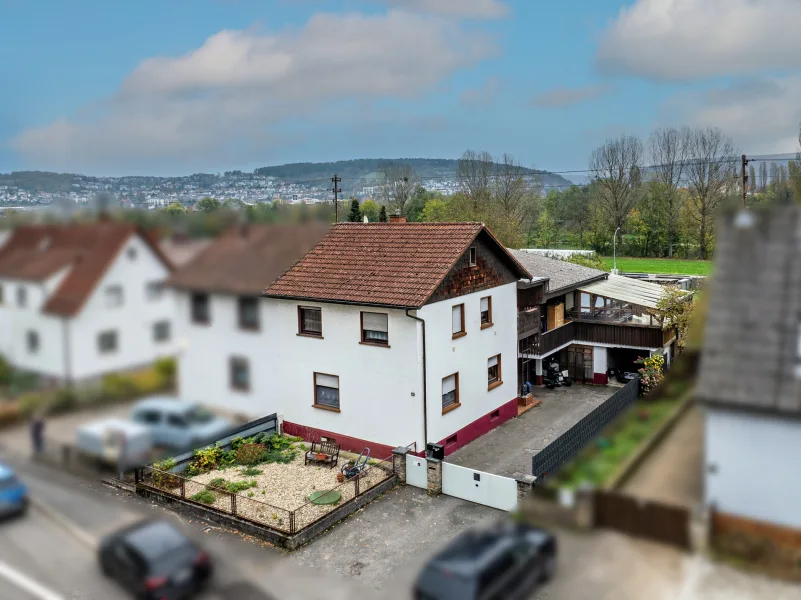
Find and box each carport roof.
[578,274,670,310]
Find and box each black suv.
[413,521,557,600]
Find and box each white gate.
[406,454,428,489]
[442,462,517,511]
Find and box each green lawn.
[600,257,713,276]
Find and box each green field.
[600,257,713,276]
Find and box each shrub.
[154,357,177,386]
[0,354,12,386]
[230,436,246,452]
[0,402,21,427]
[101,373,138,401]
[240,466,262,476]
[152,458,180,489]
[50,388,78,415]
[209,477,227,490]
[17,393,48,417]
[225,480,257,493]
[127,369,165,396]
[236,443,266,466]
[190,490,216,505]
[636,354,665,396]
[188,445,223,475]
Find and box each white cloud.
[375,0,509,19]
[12,10,496,174]
[531,84,612,108]
[665,76,801,154]
[598,0,801,80]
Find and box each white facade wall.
[705,407,801,529]
[69,235,176,380]
[0,234,175,381]
[421,282,518,445]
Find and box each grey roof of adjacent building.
[579,274,670,310]
[696,206,801,415]
[509,249,607,293]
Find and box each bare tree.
[377,162,418,216]
[456,150,494,215]
[589,134,644,234]
[492,153,539,227]
[684,127,737,259]
[649,127,691,257]
[759,161,768,192]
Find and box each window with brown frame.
[361,311,389,345]
[298,306,322,337]
[230,357,250,391]
[314,373,340,410]
[487,354,502,389]
[480,296,492,327]
[451,304,465,339]
[442,373,460,413]
[191,293,210,324]
[26,330,39,354]
[238,297,260,331]
[468,246,477,267]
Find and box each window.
[442,373,460,413]
[238,297,260,331]
[105,285,123,308]
[314,373,340,410]
[230,357,250,391]
[133,410,161,425]
[488,354,502,389]
[98,330,118,354]
[167,414,188,428]
[191,293,210,324]
[480,296,492,327]
[17,286,27,308]
[0,284,4,305]
[361,312,389,345]
[146,282,164,301]
[468,246,477,267]
[26,330,39,354]
[451,304,465,339]
[153,321,171,342]
[298,306,322,337]
[127,247,137,260]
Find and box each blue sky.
[1,0,800,176]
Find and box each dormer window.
[468,246,477,267]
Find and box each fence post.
[231,492,237,516]
[180,476,185,499]
[355,473,360,497]
[134,468,140,485]
[392,446,409,484]
[290,511,295,535]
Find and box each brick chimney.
[389,214,406,223]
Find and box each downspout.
[405,309,427,451]
[62,317,72,388]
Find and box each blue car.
[0,464,28,518]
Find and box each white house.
[0,220,177,383]
[696,207,801,537]
[169,220,531,459]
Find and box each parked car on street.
[130,396,232,452]
[0,464,28,519]
[413,520,557,600]
[98,519,213,599]
[75,418,154,471]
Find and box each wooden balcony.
[517,307,541,337]
[530,320,665,356]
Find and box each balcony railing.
[526,319,666,356]
[517,307,540,336]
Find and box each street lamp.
[612,227,621,275]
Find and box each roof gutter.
[405,309,427,451]
[545,273,608,301]
[263,293,417,311]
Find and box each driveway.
[447,384,614,477]
[622,403,704,508]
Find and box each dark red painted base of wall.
[437,398,518,456]
[535,375,543,385]
[593,373,608,385]
[281,422,397,460]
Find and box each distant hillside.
[254,158,574,190]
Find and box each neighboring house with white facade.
[0,220,176,384]
[511,251,678,389]
[263,221,532,458]
[166,223,330,417]
[696,207,801,535]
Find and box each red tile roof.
[264,222,531,308]
[165,223,331,295]
[0,222,174,316]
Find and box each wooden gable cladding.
[427,233,518,305]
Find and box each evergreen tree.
[347,198,361,222]
[379,205,388,222]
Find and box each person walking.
[30,410,45,455]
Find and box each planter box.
[518,394,535,407]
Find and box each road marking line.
[0,560,65,600]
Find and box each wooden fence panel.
[594,490,690,550]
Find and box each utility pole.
[741,154,749,209]
[331,174,342,222]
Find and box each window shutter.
[362,312,388,332]
[488,355,499,368]
[452,306,462,333]
[480,297,489,312]
[442,374,456,394]
[316,374,339,389]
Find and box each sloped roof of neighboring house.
[264,222,532,308]
[578,274,669,310]
[159,237,214,268]
[165,223,331,296]
[509,250,607,294]
[696,206,801,415]
[0,221,174,316]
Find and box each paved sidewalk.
[447,384,614,477]
[622,404,704,508]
